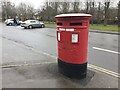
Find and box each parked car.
[21,20,45,29]
[5,19,21,26]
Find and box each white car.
[21,20,45,29]
[5,19,14,26]
[5,19,21,26]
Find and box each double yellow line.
[88,64,120,78]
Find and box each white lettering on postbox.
[66,28,74,31]
[59,28,65,31]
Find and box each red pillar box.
[55,13,92,79]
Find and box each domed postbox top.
[55,13,92,18]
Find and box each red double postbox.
[55,13,92,79]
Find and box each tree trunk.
[104,1,110,26]
[97,2,101,25]
[91,2,95,26]
[73,1,79,13]
[86,2,89,13]
[62,2,70,14]
[118,1,120,27]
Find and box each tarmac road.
[1,23,118,73]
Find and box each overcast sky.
[10,0,119,9]
[10,0,44,9]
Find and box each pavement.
[2,36,119,88]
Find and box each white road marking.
[1,62,53,68]
[93,47,120,54]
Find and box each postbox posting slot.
[72,33,79,43]
[57,22,63,26]
[70,22,82,26]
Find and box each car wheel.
[28,25,33,29]
[6,24,9,26]
[9,23,12,26]
[24,27,27,29]
[41,24,45,28]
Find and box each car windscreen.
[30,21,36,23]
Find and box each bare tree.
[15,0,117,25]
[118,1,120,27]
[97,2,102,25]
[35,8,42,20]
[16,3,35,21]
[72,0,80,13]
[104,0,111,26]
[85,0,91,13]
[84,0,96,25]
[61,2,70,14]
[26,4,35,19]
[40,1,54,22]
[17,3,27,21]
[90,1,95,25]
[50,2,60,15]
[0,1,2,20]
[2,0,16,21]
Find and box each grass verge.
[45,23,119,32]
[90,25,119,32]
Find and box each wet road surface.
[1,23,118,73]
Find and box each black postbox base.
[58,58,87,79]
